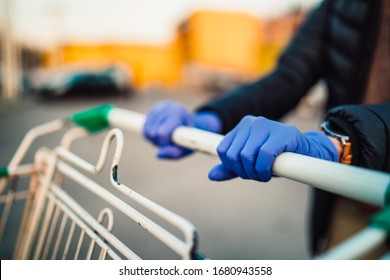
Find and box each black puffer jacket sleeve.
[325,103,390,172]
[197,0,330,134]
[310,102,390,256]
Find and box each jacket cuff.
[324,104,390,172]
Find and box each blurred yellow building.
[179,10,264,73]
[44,8,307,91]
[45,38,184,89]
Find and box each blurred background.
[0,0,327,259]
[0,0,325,98]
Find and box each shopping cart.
[0,104,389,260]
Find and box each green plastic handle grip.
[370,205,390,232]
[71,104,114,133]
[386,182,390,206]
[0,167,8,178]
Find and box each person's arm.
[143,1,332,159]
[198,0,331,134]
[324,102,390,172]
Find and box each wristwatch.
[320,120,352,164]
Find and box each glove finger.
[149,110,173,146]
[216,125,238,173]
[208,164,238,181]
[240,126,270,180]
[224,122,252,179]
[255,134,286,182]
[157,145,192,159]
[143,104,168,144]
[156,114,183,146]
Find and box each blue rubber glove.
[143,101,222,159]
[209,116,339,182]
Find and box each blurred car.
[27,63,132,97]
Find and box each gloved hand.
[208,116,339,182]
[143,101,222,159]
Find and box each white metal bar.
[0,181,15,241]
[55,128,122,175]
[108,108,145,135]
[74,229,86,260]
[48,194,133,259]
[86,239,95,260]
[86,208,113,260]
[33,199,56,259]
[0,190,30,203]
[315,227,388,260]
[60,127,89,150]
[49,181,141,260]
[53,128,197,259]
[18,151,57,259]
[273,153,389,206]
[51,213,69,260]
[0,120,64,194]
[12,165,41,259]
[86,208,114,260]
[46,192,126,261]
[11,195,33,257]
[97,208,114,232]
[7,120,64,169]
[4,164,35,178]
[99,249,108,260]
[108,108,390,207]
[42,205,62,259]
[56,159,193,259]
[62,221,76,260]
[0,165,35,244]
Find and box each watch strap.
[341,142,352,164]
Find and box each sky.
[1,0,321,50]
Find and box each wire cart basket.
[0,104,389,260]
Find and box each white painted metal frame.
[0,122,198,260]
[315,227,388,260]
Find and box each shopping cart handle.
[0,167,8,178]
[71,105,390,208]
[71,104,114,133]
